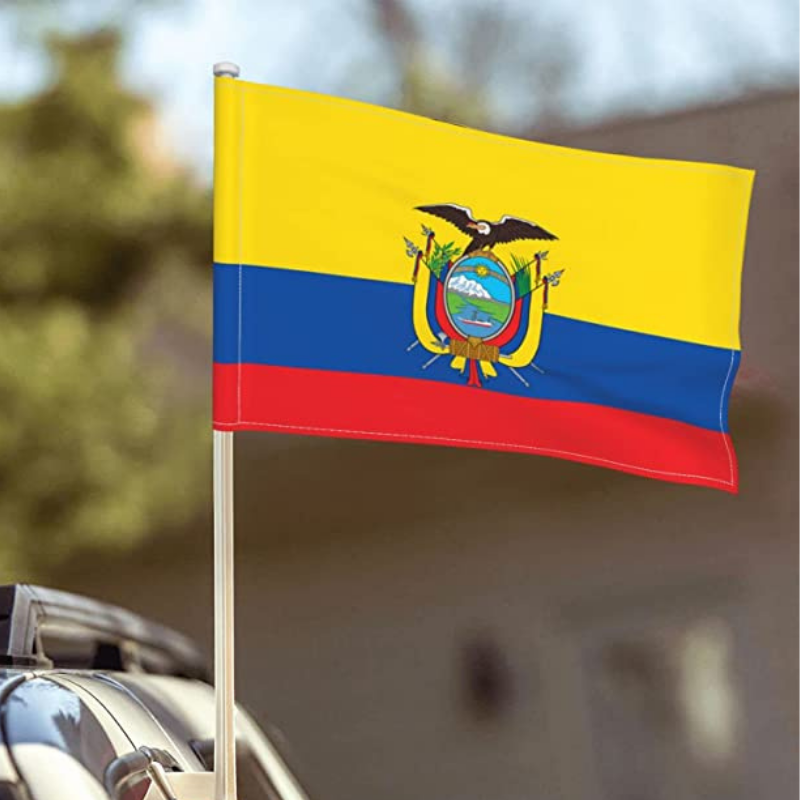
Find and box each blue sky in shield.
[0,0,797,181]
[458,271,512,304]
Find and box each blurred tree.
[366,0,577,131]
[0,29,211,579]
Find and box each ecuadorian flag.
[213,77,754,492]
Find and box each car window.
[191,739,282,800]
[114,675,313,800]
[237,747,283,800]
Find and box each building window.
[579,613,746,800]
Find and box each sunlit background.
[0,2,797,799]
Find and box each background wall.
[62,90,798,800]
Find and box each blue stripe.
[213,263,739,432]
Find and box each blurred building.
[60,88,797,800]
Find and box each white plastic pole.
[213,429,237,800]
[213,60,240,800]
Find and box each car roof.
[0,585,208,679]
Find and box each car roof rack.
[0,584,208,680]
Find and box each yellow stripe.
[214,79,753,350]
[213,78,242,269]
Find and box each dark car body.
[0,585,310,800]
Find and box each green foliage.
[0,305,207,578]
[516,268,532,298]
[0,31,209,308]
[508,253,531,274]
[446,293,508,324]
[428,240,461,279]
[510,253,534,297]
[0,30,211,579]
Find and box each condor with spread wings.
[416,203,557,255]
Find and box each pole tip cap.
[213,62,241,78]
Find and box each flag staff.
[213,60,240,800]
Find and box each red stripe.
[213,363,738,492]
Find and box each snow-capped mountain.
[448,274,491,299]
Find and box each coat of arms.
[403,203,566,388]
